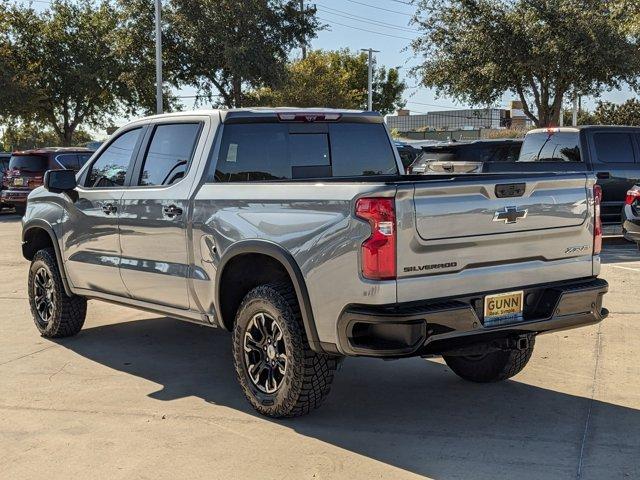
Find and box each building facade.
[386,108,509,132]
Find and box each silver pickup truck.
[21,108,608,417]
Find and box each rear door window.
[55,154,80,170]
[86,128,142,187]
[592,132,635,163]
[519,132,581,162]
[138,123,201,186]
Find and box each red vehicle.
[2,147,93,215]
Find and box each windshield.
[9,155,47,172]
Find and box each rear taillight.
[355,197,396,280]
[593,184,602,255]
[625,186,640,205]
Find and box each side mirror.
[44,169,77,193]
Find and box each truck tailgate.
[395,173,597,303]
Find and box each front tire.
[443,338,535,383]
[28,248,87,338]
[232,283,339,417]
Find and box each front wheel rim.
[243,312,288,394]
[33,267,55,323]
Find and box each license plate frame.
[483,290,524,326]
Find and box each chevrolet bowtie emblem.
[493,206,528,224]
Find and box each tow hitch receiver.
[437,334,534,357]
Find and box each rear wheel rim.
[243,312,288,394]
[33,267,54,324]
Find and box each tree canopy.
[411,0,640,127]
[0,121,93,151]
[0,0,161,146]
[155,0,321,107]
[245,49,406,114]
[570,98,640,126]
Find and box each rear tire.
[28,248,87,338]
[443,338,535,383]
[232,282,339,417]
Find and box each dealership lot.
[0,212,638,480]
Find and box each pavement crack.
[48,361,70,381]
[0,345,57,366]
[576,322,603,479]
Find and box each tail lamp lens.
[355,197,396,280]
[593,184,602,255]
[626,187,640,205]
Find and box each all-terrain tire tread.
[29,248,87,338]
[232,282,338,418]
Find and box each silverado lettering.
[404,262,458,273]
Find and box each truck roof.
[138,107,383,124]
[528,125,640,135]
[11,147,94,155]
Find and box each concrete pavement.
[0,212,638,480]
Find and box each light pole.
[300,0,306,59]
[155,0,163,114]
[361,48,379,111]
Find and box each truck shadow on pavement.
[53,316,639,479]
[600,237,640,264]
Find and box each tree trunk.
[60,125,76,146]
[232,77,242,107]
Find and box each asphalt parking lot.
[0,212,638,480]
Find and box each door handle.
[101,203,117,214]
[163,204,183,217]
[597,171,611,179]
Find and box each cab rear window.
[213,122,398,182]
[519,132,581,162]
[8,155,47,172]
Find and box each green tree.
[245,49,406,114]
[166,0,320,107]
[0,122,93,151]
[0,0,163,146]
[411,0,640,127]
[592,99,640,125]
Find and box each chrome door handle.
[102,203,117,214]
[163,205,183,217]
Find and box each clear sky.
[17,0,640,133]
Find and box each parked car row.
[0,152,11,210]
[1,147,93,214]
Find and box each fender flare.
[214,240,326,353]
[22,220,74,297]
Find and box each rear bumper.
[337,277,608,357]
[1,189,29,205]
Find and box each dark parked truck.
[484,126,640,226]
[21,109,608,417]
